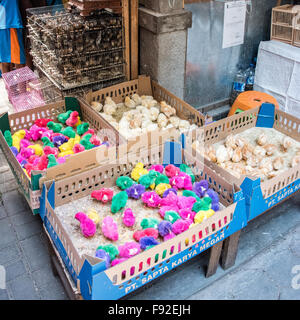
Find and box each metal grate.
[26,4,126,92]
[2,67,45,112]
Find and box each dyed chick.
[4,130,12,147]
[80,134,95,150]
[57,110,72,124]
[77,122,89,136]
[12,130,26,151]
[66,111,79,127]
[61,126,76,139]
[41,137,54,148]
[47,121,63,133]
[47,154,58,168]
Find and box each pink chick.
[75,212,96,238]
[102,216,118,241]
[66,111,79,127]
[122,208,136,227]
[73,143,85,154]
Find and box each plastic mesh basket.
[2,67,45,112]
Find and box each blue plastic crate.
[196,104,300,222]
[40,144,248,300]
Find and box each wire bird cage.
[26,4,126,93]
[2,67,46,112]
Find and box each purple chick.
[52,135,68,148]
[158,221,173,237]
[193,180,209,198]
[139,236,159,250]
[126,184,146,200]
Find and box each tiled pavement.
[0,190,68,300]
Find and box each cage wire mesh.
[26,4,126,93]
[2,67,46,112]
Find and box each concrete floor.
[0,78,299,300]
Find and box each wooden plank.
[221,230,241,270]
[206,241,223,278]
[123,0,131,80]
[130,0,139,80]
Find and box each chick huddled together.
[73,163,221,271]
[90,94,199,140]
[193,128,300,181]
[4,111,108,177]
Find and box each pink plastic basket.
[2,66,45,112]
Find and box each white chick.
[131,94,142,105]
[273,157,284,171]
[169,116,180,129]
[216,145,230,164]
[264,144,276,156]
[178,119,190,133]
[157,113,168,128]
[105,97,117,108]
[257,133,267,146]
[160,101,176,118]
[91,101,103,112]
[149,107,160,121]
[125,96,136,109]
[103,101,117,116]
[142,99,158,109]
[259,158,273,172]
[253,146,266,157]
[100,113,115,123]
[231,147,242,163]
[225,134,237,150]
[291,155,300,168]
[282,137,293,151]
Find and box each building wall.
[184,0,289,108]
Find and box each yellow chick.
[28,144,43,156]
[194,209,215,224]
[12,130,26,151]
[155,183,171,196]
[59,138,75,153]
[150,183,156,190]
[75,117,81,127]
[74,134,81,145]
[87,208,100,225]
[131,163,148,181]
[58,150,74,158]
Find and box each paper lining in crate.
[40,144,247,300]
[84,75,207,154]
[192,104,300,222]
[0,97,121,214]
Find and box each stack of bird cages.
[26,4,126,93]
[27,77,63,104]
[68,0,123,16]
[293,8,300,47]
[271,4,300,46]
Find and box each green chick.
[4,130,12,147]
[61,126,76,138]
[47,154,58,168]
[111,191,128,214]
[47,121,63,133]
[77,122,89,136]
[41,137,54,148]
[57,110,72,124]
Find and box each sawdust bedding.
[55,186,226,259]
[213,127,300,181]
